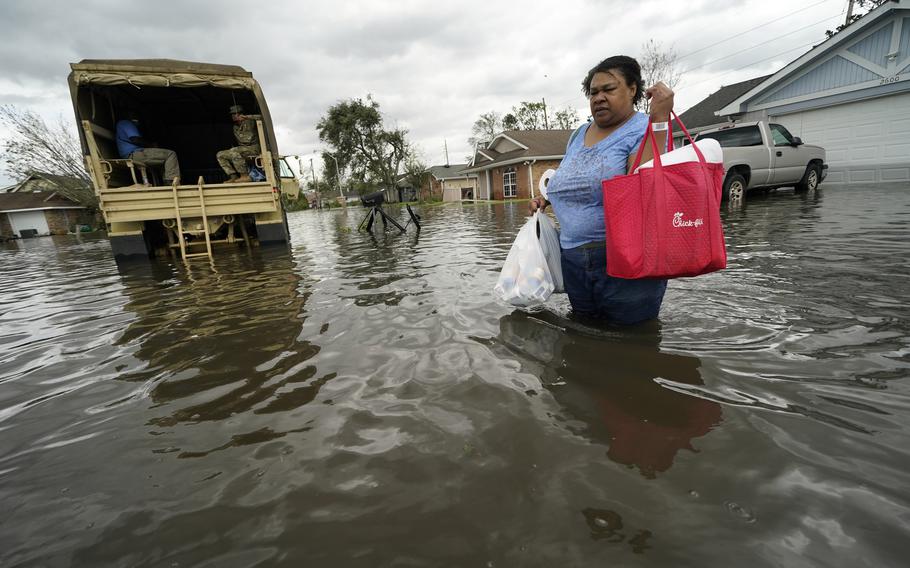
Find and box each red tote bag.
[601,112,727,279]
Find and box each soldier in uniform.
[217,104,262,183]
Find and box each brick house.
[423,164,479,202]
[461,130,573,201]
[0,192,93,238]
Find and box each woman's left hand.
[645,82,674,121]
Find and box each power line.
[680,12,842,74]
[677,38,821,91]
[553,2,842,113]
[677,0,834,60]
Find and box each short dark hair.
[581,55,645,107]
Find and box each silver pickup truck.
[695,121,827,201]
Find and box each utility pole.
[542,97,549,129]
[310,157,319,206]
[845,0,855,26]
[444,139,450,166]
[326,152,344,202]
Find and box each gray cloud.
[0,0,847,185]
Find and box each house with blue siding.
[716,0,910,185]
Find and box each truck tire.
[795,164,820,193]
[723,173,746,202]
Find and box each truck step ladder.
[170,177,214,262]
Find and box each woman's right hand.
[528,197,548,214]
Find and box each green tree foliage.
[401,154,430,202]
[504,101,548,130]
[282,192,310,212]
[316,95,409,194]
[0,104,96,208]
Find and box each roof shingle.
[465,129,573,172]
[0,192,84,213]
[426,164,476,180]
[676,75,772,133]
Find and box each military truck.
[695,121,827,201]
[67,59,301,261]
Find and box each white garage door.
[9,210,50,237]
[772,91,910,184]
[442,187,461,202]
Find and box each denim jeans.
[560,243,667,325]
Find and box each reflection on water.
[496,311,722,479]
[2,186,910,566]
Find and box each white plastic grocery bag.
[535,212,563,293]
[494,211,563,306]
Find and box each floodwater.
[1,184,909,567]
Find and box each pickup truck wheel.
[723,173,746,201]
[795,165,820,193]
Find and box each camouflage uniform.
[217,114,262,176]
[130,148,181,183]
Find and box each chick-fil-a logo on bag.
[673,211,703,228]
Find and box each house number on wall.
[879,75,902,85]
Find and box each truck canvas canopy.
[66,59,297,262]
[68,59,280,184]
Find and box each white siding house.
[717,0,910,184]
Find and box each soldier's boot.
[234,174,252,183]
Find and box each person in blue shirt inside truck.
[114,109,181,186]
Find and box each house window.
[503,167,517,198]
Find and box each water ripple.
[1,189,909,566]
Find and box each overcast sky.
[0,0,852,185]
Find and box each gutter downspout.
[527,159,537,199]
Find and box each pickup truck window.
[698,125,763,148]
[769,124,795,146]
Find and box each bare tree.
[467,111,502,149]
[470,103,577,147]
[0,105,95,206]
[638,40,682,113]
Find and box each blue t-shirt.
[115,120,144,158]
[547,112,648,248]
